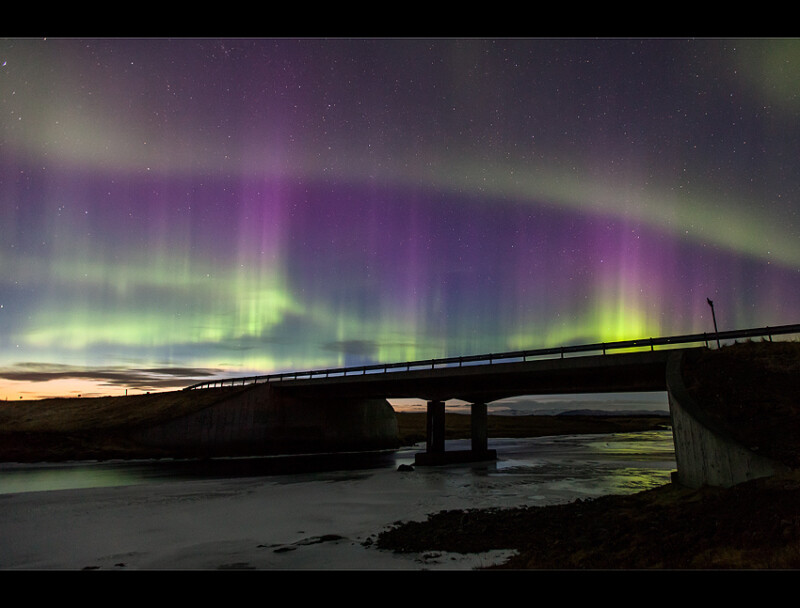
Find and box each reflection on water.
[0,464,143,494]
[482,430,676,501]
[0,451,399,495]
[0,430,676,498]
[586,430,676,460]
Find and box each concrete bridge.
[186,324,800,467]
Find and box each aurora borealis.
[1,38,799,400]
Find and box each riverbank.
[377,340,800,569]
[375,468,800,568]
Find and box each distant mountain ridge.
[519,409,671,417]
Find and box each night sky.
[1,38,799,400]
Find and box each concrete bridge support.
[414,400,497,466]
[425,400,446,454]
[471,402,489,452]
[131,384,399,458]
[666,352,788,488]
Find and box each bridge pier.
[414,400,497,466]
[426,399,446,453]
[471,402,489,452]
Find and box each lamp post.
[707,298,720,348]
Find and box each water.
[0,429,675,497]
[0,450,401,495]
[0,430,676,569]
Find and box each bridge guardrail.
[184,323,800,390]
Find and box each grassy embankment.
[0,385,253,462]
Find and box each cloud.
[0,362,221,391]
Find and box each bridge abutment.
[666,351,788,488]
[414,400,497,466]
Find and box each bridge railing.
[184,323,800,390]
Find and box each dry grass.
[0,385,252,433]
[682,339,800,467]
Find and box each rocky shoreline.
[374,469,800,569]
[376,341,800,569]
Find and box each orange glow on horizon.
[0,379,155,402]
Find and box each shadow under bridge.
[187,324,800,466]
[270,348,681,466]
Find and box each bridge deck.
[187,324,800,402]
[270,348,680,402]
[182,324,800,466]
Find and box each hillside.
[0,385,254,462]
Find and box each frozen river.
[0,430,675,570]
